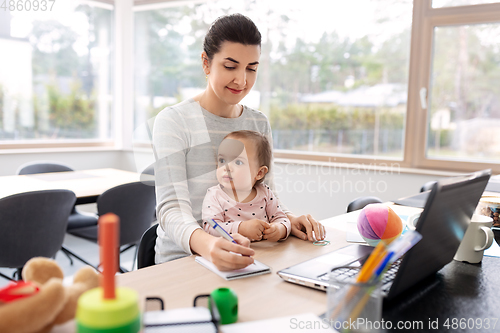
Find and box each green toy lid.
[210,287,238,325]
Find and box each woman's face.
[205,42,260,106]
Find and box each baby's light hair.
[223,130,271,186]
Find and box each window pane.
[433,0,499,8]
[0,3,114,141]
[134,0,412,158]
[427,24,500,162]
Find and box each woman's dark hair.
[223,130,271,186]
[203,13,261,61]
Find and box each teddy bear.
[0,257,100,333]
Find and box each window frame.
[406,0,500,174]
[0,0,120,151]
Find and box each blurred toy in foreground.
[76,213,140,333]
[0,257,99,333]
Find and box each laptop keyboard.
[318,267,358,282]
[318,258,403,294]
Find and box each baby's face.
[216,137,261,193]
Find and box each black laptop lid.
[387,169,491,300]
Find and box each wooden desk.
[52,210,500,332]
[112,208,500,333]
[0,168,147,204]
[51,225,346,333]
[117,225,346,322]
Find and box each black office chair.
[142,164,155,176]
[69,182,156,272]
[0,190,76,281]
[17,162,73,175]
[141,164,157,219]
[16,161,98,267]
[347,196,383,213]
[137,224,158,270]
[420,180,437,193]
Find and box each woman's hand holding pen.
[208,233,255,271]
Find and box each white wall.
[1,150,440,219]
[0,150,135,176]
[273,162,436,220]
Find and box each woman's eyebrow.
[225,57,259,66]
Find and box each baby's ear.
[255,166,269,180]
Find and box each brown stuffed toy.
[0,257,100,333]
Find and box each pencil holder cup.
[326,267,382,333]
[210,287,238,324]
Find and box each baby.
[202,130,291,242]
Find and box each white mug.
[454,214,494,264]
[405,213,421,231]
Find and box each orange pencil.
[356,241,387,282]
[99,213,119,300]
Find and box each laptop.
[277,169,491,300]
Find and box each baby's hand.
[238,219,270,241]
[263,223,287,242]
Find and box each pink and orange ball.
[357,204,403,246]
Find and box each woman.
[153,13,325,271]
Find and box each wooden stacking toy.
[76,213,141,333]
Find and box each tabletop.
[52,202,500,332]
[0,168,149,203]
[117,225,346,322]
[113,207,500,332]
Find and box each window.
[130,0,500,173]
[266,0,412,159]
[427,24,500,163]
[0,1,114,144]
[133,0,413,161]
[410,0,500,173]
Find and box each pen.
[374,251,394,279]
[208,219,237,244]
[208,218,255,264]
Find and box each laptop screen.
[387,169,491,299]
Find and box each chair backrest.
[347,196,383,213]
[17,162,74,175]
[420,180,437,193]
[97,182,156,246]
[0,190,76,269]
[137,224,158,269]
[140,165,156,187]
[142,164,155,176]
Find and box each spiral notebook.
[195,256,271,280]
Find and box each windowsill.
[0,145,488,177]
[0,145,121,155]
[274,157,466,177]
